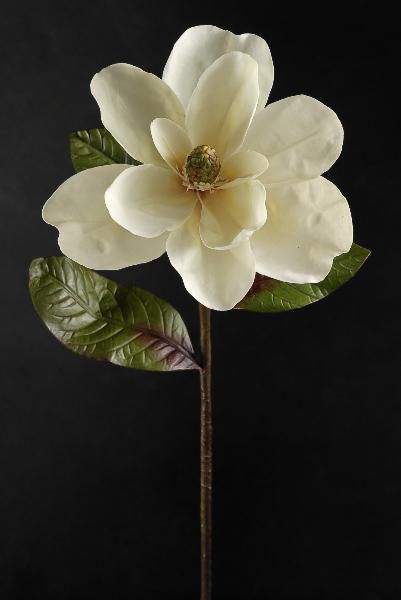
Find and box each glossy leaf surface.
[238,243,370,313]
[29,257,199,371]
[69,128,139,172]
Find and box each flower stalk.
[199,303,212,600]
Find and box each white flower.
[43,25,352,311]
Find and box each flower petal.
[243,95,344,184]
[150,118,192,172]
[200,180,267,250]
[163,25,273,111]
[185,52,259,159]
[105,165,197,238]
[42,165,167,270]
[167,206,255,310]
[221,150,268,182]
[90,63,185,166]
[251,177,353,282]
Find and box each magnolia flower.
[43,25,352,311]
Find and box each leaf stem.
[199,303,212,600]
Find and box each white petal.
[90,63,185,166]
[251,177,353,283]
[105,165,197,238]
[42,165,167,270]
[243,95,344,184]
[185,52,259,159]
[163,25,274,111]
[221,150,268,182]
[167,206,255,310]
[150,118,192,172]
[200,180,267,250]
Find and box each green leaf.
[69,128,139,173]
[29,257,200,372]
[237,243,370,313]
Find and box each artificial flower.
[43,25,352,310]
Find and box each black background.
[0,1,398,598]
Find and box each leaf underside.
[29,257,199,372]
[238,243,370,313]
[69,128,139,173]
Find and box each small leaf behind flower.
[69,128,139,173]
[29,257,199,372]
[237,243,370,313]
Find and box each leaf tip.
[29,257,47,282]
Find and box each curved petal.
[167,206,255,310]
[42,165,167,270]
[163,25,274,111]
[251,177,353,283]
[185,52,259,159]
[221,150,268,182]
[200,180,267,249]
[105,165,197,238]
[91,63,185,166]
[150,118,192,172]
[243,95,344,184]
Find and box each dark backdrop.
[0,2,398,599]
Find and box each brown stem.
[199,303,212,600]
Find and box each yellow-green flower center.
[184,145,221,190]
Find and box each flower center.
[183,145,221,191]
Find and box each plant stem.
[199,303,212,600]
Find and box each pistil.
[182,145,221,192]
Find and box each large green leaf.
[237,243,370,313]
[29,257,199,372]
[69,128,139,173]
